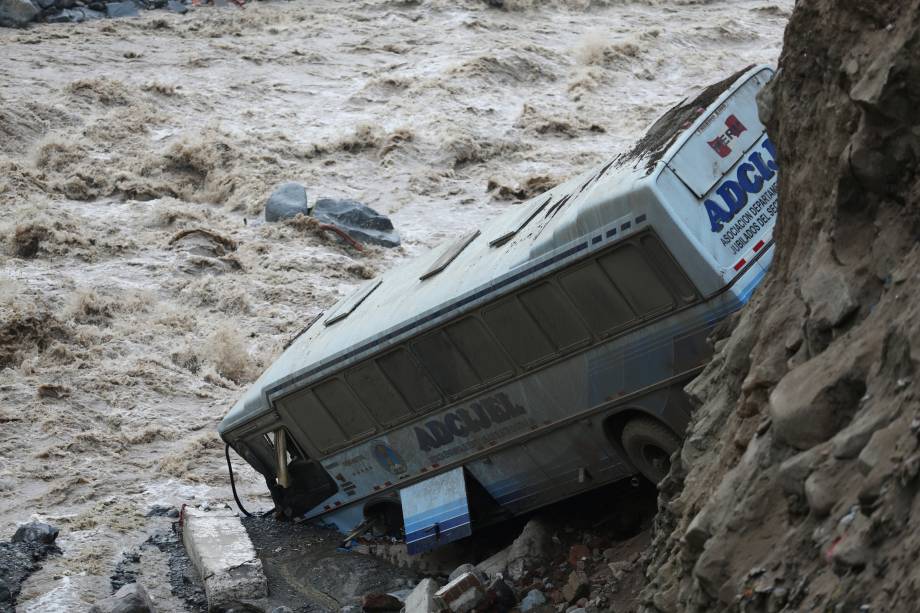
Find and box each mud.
[0,0,789,609]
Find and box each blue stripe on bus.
[406,520,472,554]
[405,513,471,544]
[404,499,470,533]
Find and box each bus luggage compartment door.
[400,466,472,555]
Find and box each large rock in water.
[46,7,104,22]
[105,1,140,17]
[12,521,58,545]
[312,197,400,248]
[264,182,309,222]
[0,0,38,27]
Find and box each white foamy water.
[0,0,790,608]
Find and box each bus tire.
[621,418,681,484]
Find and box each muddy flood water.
[0,0,789,609]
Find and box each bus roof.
[219,65,765,435]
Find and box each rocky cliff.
[640,1,920,611]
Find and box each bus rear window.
[345,362,413,426]
[377,348,442,412]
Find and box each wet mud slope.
[639,0,920,611]
[0,0,790,609]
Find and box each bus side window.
[344,362,413,426]
[558,261,635,336]
[482,298,555,368]
[598,243,673,316]
[443,317,514,384]
[376,348,443,412]
[517,282,590,351]
[276,388,346,453]
[312,378,377,440]
[639,234,699,303]
[411,331,481,397]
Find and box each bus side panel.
[298,295,730,523]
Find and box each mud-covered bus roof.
[219,65,765,435]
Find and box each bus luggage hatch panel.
[400,467,472,555]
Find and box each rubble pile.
[357,514,649,613]
[0,0,189,27]
[638,0,920,610]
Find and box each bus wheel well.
[603,408,667,450]
[363,499,403,536]
[603,409,682,484]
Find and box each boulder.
[88,583,156,613]
[105,1,139,17]
[265,182,309,222]
[12,522,59,545]
[312,198,400,248]
[0,0,38,27]
[45,7,103,22]
[804,469,841,517]
[165,0,185,12]
[832,407,894,460]
[435,572,485,613]
[499,518,554,581]
[777,447,823,497]
[769,356,866,450]
[33,0,55,10]
[405,578,443,613]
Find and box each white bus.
[219,65,778,554]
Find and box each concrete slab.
[181,507,268,608]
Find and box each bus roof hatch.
[420,229,480,280]
[324,278,382,326]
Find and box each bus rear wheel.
[621,418,681,484]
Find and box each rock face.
[0,0,38,27]
[639,1,920,610]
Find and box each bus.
[218,65,778,555]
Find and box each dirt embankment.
[639,1,920,611]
